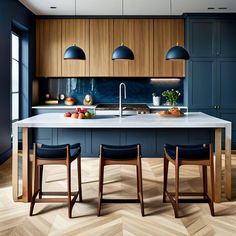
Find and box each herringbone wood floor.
[0,156,236,236]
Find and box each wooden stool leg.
[77,157,82,202]
[209,164,215,216]
[137,159,144,216]
[38,165,43,199]
[174,165,180,218]
[67,163,72,218]
[202,166,207,200]
[163,154,169,203]
[136,165,140,200]
[30,161,39,216]
[97,158,104,216]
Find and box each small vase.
[166,100,177,106]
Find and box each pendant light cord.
[74,0,76,45]
[122,0,124,45]
[170,0,178,46]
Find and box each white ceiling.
[19,0,236,16]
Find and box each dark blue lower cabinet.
[33,128,212,157]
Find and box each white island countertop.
[15,112,231,129]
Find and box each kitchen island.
[12,112,231,203]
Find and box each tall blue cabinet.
[185,15,236,149]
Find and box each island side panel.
[32,127,213,157]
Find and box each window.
[11,32,20,123]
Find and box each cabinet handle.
[214,105,217,109]
[217,105,220,109]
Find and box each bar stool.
[97,144,144,216]
[30,143,82,218]
[163,143,215,218]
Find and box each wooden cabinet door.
[61,19,89,77]
[113,19,153,77]
[153,19,185,77]
[89,19,113,76]
[36,19,62,77]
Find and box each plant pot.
[153,96,160,106]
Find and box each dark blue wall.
[39,78,184,105]
[0,0,35,164]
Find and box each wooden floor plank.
[0,156,236,235]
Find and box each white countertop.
[15,112,231,129]
[32,104,188,110]
[32,105,96,109]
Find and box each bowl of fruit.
[158,107,184,117]
[64,107,94,119]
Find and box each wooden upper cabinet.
[61,19,89,76]
[113,19,153,77]
[153,19,185,77]
[89,19,113,76]
[36,19,62,77]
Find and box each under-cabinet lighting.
[50,6,57,9]
[150,78,180,81]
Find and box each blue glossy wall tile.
[39,78,184,105]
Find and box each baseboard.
[0,147,11,165]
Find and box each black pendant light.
[64,0,86,60]
[112,0,134,60]
[112,43,134,60]
[165,0,189,60]
[166,43,190,60]
[64,45,86,60]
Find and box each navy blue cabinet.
[186,17,236,148]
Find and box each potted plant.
[162,89,181,106]
[152,93,161,106]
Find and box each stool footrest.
[166,191,212,203]
[168,192,206,197]
[41,191,78,196]
[35,198,68,203]
[102,198,140,203]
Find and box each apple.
[71,112,79,119]
[76,107,81,113]
[78,113,85,119]
[85,111,93,119]
[80,108,87,113]
[64,112,71,117]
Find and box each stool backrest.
[34,143,70,160]
[100,144,141,160]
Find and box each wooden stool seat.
[163,143,215,218]
[97,144,144,216]
[29,143,82,218]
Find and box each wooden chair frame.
[29,143,82,218]
[163,144,215,218]
[97,144,144,216]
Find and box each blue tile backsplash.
[39,78,184,105]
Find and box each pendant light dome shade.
[64,45,86,60]
[166,45,190,60]
[112,44,134,60]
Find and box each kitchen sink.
[95,103,150,115]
